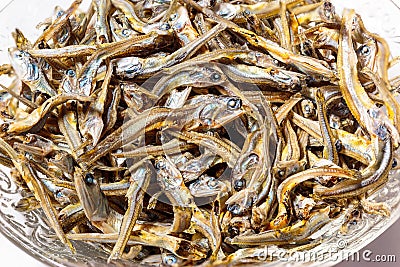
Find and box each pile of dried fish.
[0,0,399,265]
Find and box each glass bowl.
[0,0,400,266]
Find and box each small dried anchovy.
[0,0,398,265]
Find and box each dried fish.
[0,0,398,265]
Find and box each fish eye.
[155,159,166,170]
[38,41,45,49]
[84,173,95,185]
[234,178,246,191]
[375,124,388,140]
[276,169,285,178]
[169,13,178,21]
[227,204,241,215]
[227,98,242,110]
[55,191,64,199]
[121,29,131,36]
[210,72,221,82]
[351,209,360,217]
[16,51,23,58]
[66,69,75,77]
[163,255,177,265]
[1,123,9,132]
[228,225,240,236]
[243,10,251,16]
[248,153,259,163]
[228,225,239,236]
[57,10,64,18]
[335,140,343,152]
[24,152,33,160]
[323,2,333,18]
[324,1,333,9]
[207,179,218,188]
[159,23,171,31]
[358,45,370,56]
[348,219,357,225]
[392,158,397,168]
[368,108,378,118]
[203,118,213,126]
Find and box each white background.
[0,0,399,266]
